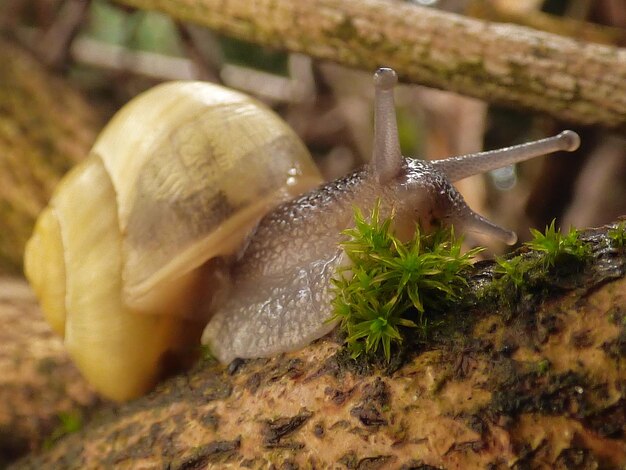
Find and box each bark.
[8,224,626,469]
[0,278,100,466]
[0,38,100,273]
[112,0,626,130]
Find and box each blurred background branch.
[106,0,626,129]
[0,38,101,273]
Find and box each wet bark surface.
[0,278,100,467]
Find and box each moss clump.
[525,220,591,268]
[486,220,592,313]
[199,344,217,363]
[608,221,626,249]
[43,411,83,449]
[331,201,481,362]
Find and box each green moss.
[483,221,592,314]
[495,255,528,288]
[331,201,481,362]
[199,344,217,363]
[535,358,551,375]
[608,221,626,249]
[43,411,83,450]
[525,220,591,268]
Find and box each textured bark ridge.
[9,224,626,469]
[113,0,626,129]
[0,39,99,273]
[0,278,99,467]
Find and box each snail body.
[25,69,580,401]
[201,69,580,363]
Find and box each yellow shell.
[24,82,322,401]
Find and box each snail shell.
[24,81,322,401]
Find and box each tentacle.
[371,68,404,183]
[454,209,518,245]
[432,130,580,182]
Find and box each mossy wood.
[112,0,626,129]
[6,223,626,468]
[0,39,100,273]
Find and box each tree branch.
[0,39,101,273]
[111,0,626,129]
[10,225,626,468]
[0,277,99,464]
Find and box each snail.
[25,68,580,401]
[24,80,323,401]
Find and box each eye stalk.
[432,129,582,182]
[373,67,398,90]
[369,67,581,246]
[558,130,581,152]
[372,67,403,183]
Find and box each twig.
[70,36,198,80]
[38,0,89,68]
[112,0,626,129]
